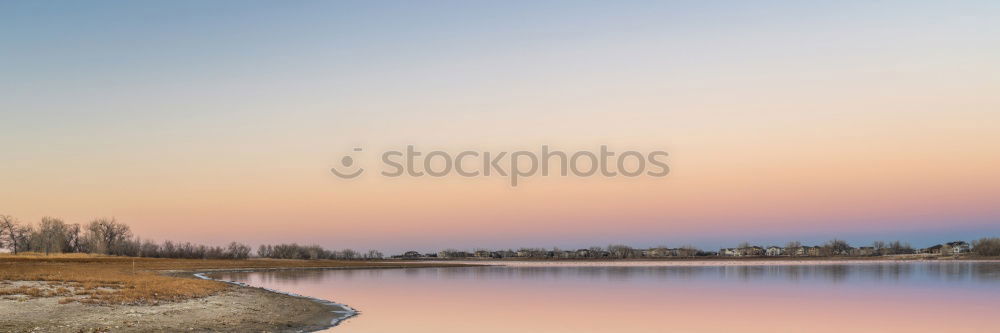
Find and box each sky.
[2,1,999,253]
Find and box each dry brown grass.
[0,263,224,305]
[0,252,468,305]
[0,285,39,296]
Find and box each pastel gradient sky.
[2,1,998,253]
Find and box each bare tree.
[225,242,251,259]
[678,245,699,257]
[65,223,82,253]
[972,237,1000,256]
[86,218,132,255]
[339,248,358,260]
[365,249,383,259]
[872,240,886,255]
[37,217,70,255]
[257,244,272,258]
[821,239,851,256]
[887,241,912,255]
[139,239,160,257]
[0,215,14,253]
[162,240,176,257]
[607,244,634,259]
[785,241,802,257]
[0,215,29,254]
[588,246,604,258]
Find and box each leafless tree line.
[869,240,916,256]
[432,244,704,259]
[256,243,383,260]
[3,214,996,259]
[972,238,1000,256]
[0,215,138,256]
[0,214,247,259]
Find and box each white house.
[946,241,971,254]
[720,248,740,257]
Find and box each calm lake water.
[214,261,1000,333]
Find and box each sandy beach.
[0,279,345,333]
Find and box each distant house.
[720,248,740,257]
[474,250,491,258]
[516,250,531,257]
[744,246,765,256]
[401,251,422,259]
[765,246,784,256]
[786,247,805,256]
[549,251,568,259]
[921,242,969,256]
[647,248,673,258]
[575,249,591,258]
[946,241,971,254]
[806,246,821,256]
[833,247,854,256]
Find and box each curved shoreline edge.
[193,271,360,331]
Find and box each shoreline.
[399,254,999,262]
[172,264,497,331]
[0,257,477,333]
[432,256,1000,263]
[192,271,359,330]
[429,258,1000,268]
[163,264,490,332]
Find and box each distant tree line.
[0,215,252,259]
[0,214,381,260]
[3,214,996,260]
[401,238,1000,259]
[869,240,916,256]
[427,244,706,260]
[256,243,383,260]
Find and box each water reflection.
[218,261,1000,285]
[214,261,1000,333]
